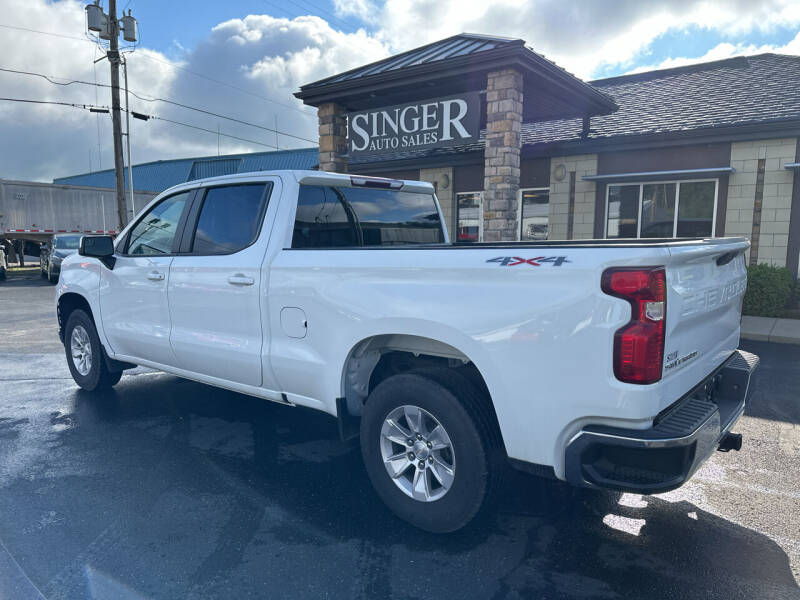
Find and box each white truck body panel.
[57,170,750,481]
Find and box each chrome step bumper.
[564,349,759,494]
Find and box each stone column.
[482,68,523,241]
[318,102,348,173]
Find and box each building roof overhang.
[582,167,735,181]
[295,34,617,121]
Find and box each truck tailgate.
[663,238,749,388]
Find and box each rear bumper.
[565,349,759,494]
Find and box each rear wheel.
[360,368,503,533]
[64,309,122,391]
[47,262,57,284]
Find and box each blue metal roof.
[54,147,319,192]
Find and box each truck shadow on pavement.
[6,369,791,600]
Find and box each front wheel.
[47,263,57,284]
[360,368,503,533]
[64,309,122,391]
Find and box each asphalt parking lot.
[0,268,798,599]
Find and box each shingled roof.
[522,53,800,149]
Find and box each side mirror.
[79,235,114,258]
[79,235,115,268]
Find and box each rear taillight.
[601,267,666,385]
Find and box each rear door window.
[190,184,270,255]
[292,185,444,248]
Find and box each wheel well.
[341,335,502,448]
[57,293,93,343]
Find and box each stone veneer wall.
[726,138,796,266]
[317,102,348,173]
[482,69,523,242]
[548,155,598,240]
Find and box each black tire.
[41,267,47,280]
[47,263,57,284]
[360,368,504,533]
[64,309,122,391]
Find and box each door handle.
[146,271,165,281]
[228,274,254,286]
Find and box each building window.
[456,191,482,242]
[605,180,717,238]
[519,188,550,240]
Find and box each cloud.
[332,0,379,21]
[374,0,800,78]
[0,1,389,181]
[625,30,800,74]
[0,0,799,182]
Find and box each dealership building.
[57,34,800,276]
[295,33,800,276]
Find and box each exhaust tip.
[718,432,743,452]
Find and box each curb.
[740,316,800,345]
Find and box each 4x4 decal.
[486,256,570,267]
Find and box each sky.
[0,0,799,182]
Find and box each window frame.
[517,186,550,241]
[118,188,198,257]
[182,182,273,256]
[455,190,484,243]
[603,178,719,239]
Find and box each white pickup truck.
[56,170,759,532]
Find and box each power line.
[152,116,278,149]
[0,96,109,110]
[133,53,316,118]
[0,22,90,42]
[0,66,318,145]
[283,0,362,33]
[0,95,282,150]
[0,22,317,118]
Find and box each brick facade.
[482,69,523,242]
[726,138,796,266]
[317,102,348,173]
[548,155,598,240]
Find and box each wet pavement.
[0,269,798,599]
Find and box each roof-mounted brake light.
[350,176,403,189]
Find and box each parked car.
[54,170,758,532]
[41,234,82,283]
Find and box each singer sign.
[347,93,481,157]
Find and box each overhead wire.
[0,96,280,150]
[0,22,317,118]
[0,66,318,145]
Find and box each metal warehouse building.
[56,34,800,277]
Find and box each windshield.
[54,235,81,250]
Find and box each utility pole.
[107,0,127,230]
[86,1,137,230]
[123,55,135,217]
